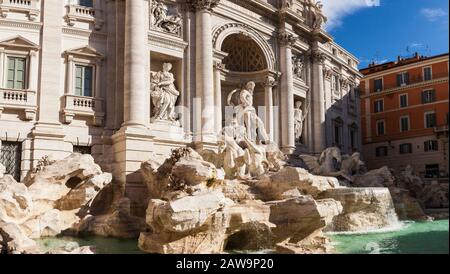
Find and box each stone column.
[123,0,149,128]
[278,30,297,154]
[264,76,276,141]
[310,48,326,154]
[112,0,153,200]
[191,0,220,146]
[213,61,223,134]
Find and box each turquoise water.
[37,220,449,254]
[329,220,449,254]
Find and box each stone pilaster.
[264,76,276,142]
[30,0,68,167]
[191,0,220,148]
[213,61,224,134]
[278,30,297,154]
[310,47,326,154]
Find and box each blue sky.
[323,0,449,69]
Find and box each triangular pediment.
[0,35,39,50]
[65,46,104,59]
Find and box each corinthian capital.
[310,50,325,64]
[278,30,298,47]
[188,0,220,11]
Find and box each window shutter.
[75,66,83,96]
[397,74,402,86]
[15,58,25,89]
[7,57,15,89]
[405,72,410,85]
[432,90,436,102]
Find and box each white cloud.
[321,0,380,30]
[420,8,448,22]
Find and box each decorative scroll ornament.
[151,1,183,36]
[188,0,220,11]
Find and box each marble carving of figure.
[310,1,327,30]
[232,81,270,144]
[293,56,304,79]
[151,1,182,35]
[151,63,180,122]
[294,100,308,142]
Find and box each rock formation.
[0,153,133,254]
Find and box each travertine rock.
[0,221,39,254]
[320,187,400,232]
[251,167,340,201]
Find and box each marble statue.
[300,147,366,182]
[310,1,327,30]
[150,63,180,122]
[294,100,309,142]
[219,117,247,179]
[292,55,304,79]
[229,81,270,144]
[151,1,182,36]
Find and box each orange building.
[359,53,449,180]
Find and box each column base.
[112,125,154,217]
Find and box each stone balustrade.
[62,94,104,126]
[0,88,36,120]
[0,0,40,20]
[64,4,104,30]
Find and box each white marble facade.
[0,0,361,205]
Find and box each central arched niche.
[221,34,268,72]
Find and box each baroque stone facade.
[0,0,361,210]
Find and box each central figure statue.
[230,81,270,144]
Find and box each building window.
[333,118,343,148]
[399,94,408,108]
[332,75,339,91]
[424,140,438,152]
[78,0,93,7]
[6,56,26,90]
[400,116,410,132]
[376,146,388,157]
[73,145,92,155]
[75,65,93,97]
[399,143,412,154]
[374,78,383,92]
[425,164,439,178]
[376,120,385,136]
[349,124,358,150]
[0,141,22,182]
[425,112,437,128]
[423,67,432,81]
[374,99,384,113]
[422,89,436,104]
[397,72,409,87]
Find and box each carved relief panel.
[150,0,183,37]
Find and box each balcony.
[0,88,36,120]
[370,72,449,94]
[64,4,104,30]
[62,95,104,126]
[0,0,40,21]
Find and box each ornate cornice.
[188,0,220,12]
[0,19,42,30]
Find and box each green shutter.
[75,66,83,96]
[6,57,26,89]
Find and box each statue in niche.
[294,100,309,142]
[310,0,327,30]
[292,55,305,79]
[228,81,270,144]
[150,63,180,122]
[151,1,182,36]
